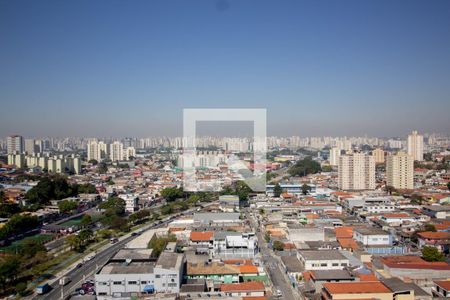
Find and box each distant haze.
[1,0,450,137]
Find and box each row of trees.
[25,175,97,206]
[0,214,39,241]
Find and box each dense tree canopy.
[273,183,282,197]
[288,157,321,177]
[57,200,79,213]
[0,214,39,241]
[160,187,184,202]
[422,246,445,262]
[25,176,77,205]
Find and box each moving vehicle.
[36,283,51,295]
[110,237,119,244]
[275,289,283,297]
[59,276,71,286]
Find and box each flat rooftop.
[100,261,155,274]
[298,250,347,260]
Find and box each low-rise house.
[417,231,450,253]
[321,281,395,300]
[220,281,265,297]
[297,250,349,270]
[432,280,450,298]
[422,205,450,219]
[379,256,450,285]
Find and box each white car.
[275,289,283,297]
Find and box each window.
[341,263,347,266]
[113,281,122,285]
[128,281,137,285]
[168,283,177,287]
[141,281,147,284]
[98,292,107,296]
[320,263,327,267]
[332,263,339,266]
[155,275,161,278]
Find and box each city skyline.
[1,0,450,137]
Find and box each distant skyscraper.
[386,152,414,190]
[7,135,24,154]
[24,139,38,154]
[338,151,375,191]
[407,130,424,161]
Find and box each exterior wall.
[353,232,391,246]
[95,273,155,297]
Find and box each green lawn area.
[0,233,55,253]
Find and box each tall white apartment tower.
[407,130,423,161]
[109,141,124,161]
[7,135,24,154]
[329,147,342,166]
[87,140,109,162]
[338,152,375,191]
[386,152,414,190]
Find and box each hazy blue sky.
[1,0,449,138]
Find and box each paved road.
[246,210,301,300]
[34,203,211,300]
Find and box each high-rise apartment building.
[329,147,342,166]
[372,148,385,164]
[87,140,109,162]
[110,141,124,161]
[407,130,423,161]
[386,152,414,190]
[338,152,375,191]
[7,135,24,154]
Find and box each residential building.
[322,281,397,300]
[432,280,450,298]
[7,135,24,154]
[297,250,349,270]
[87,140,108,162]
[386,152,414,190]
[407,130,424,161]
[110,141,124,162]
[373,148,385,164]
[338,152,375,191]
[329,147,342,166]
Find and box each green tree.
[97,162,108,174]
[273,183,282,197]
[80,214,92,226]
[16,282,28,296]
[77,183,97,194]
[424,224,437,232]
[160,204,174,215]
[78,228,94,244]
[58,200,79,213]
[288,157,321,177]
[100,196,126,216]
[448,182,450,191]
[65,234,81,251]
[301,184,311,195]
[160,187,183,202]
[264,232,270,243]
[147,234,177,257]
[422,246,445,262]
[88,159,98,165]
[0,255,21,289]
[0,214,39,241]
[272,240,284,251]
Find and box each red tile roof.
[435,280,450,291]
[382,256,450,270]
[382,213,410,218]
[417,231,450,240]
[190,231,214,241]
[323,281,391,294]
[335,226,353,239]
[220,281,265,292]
